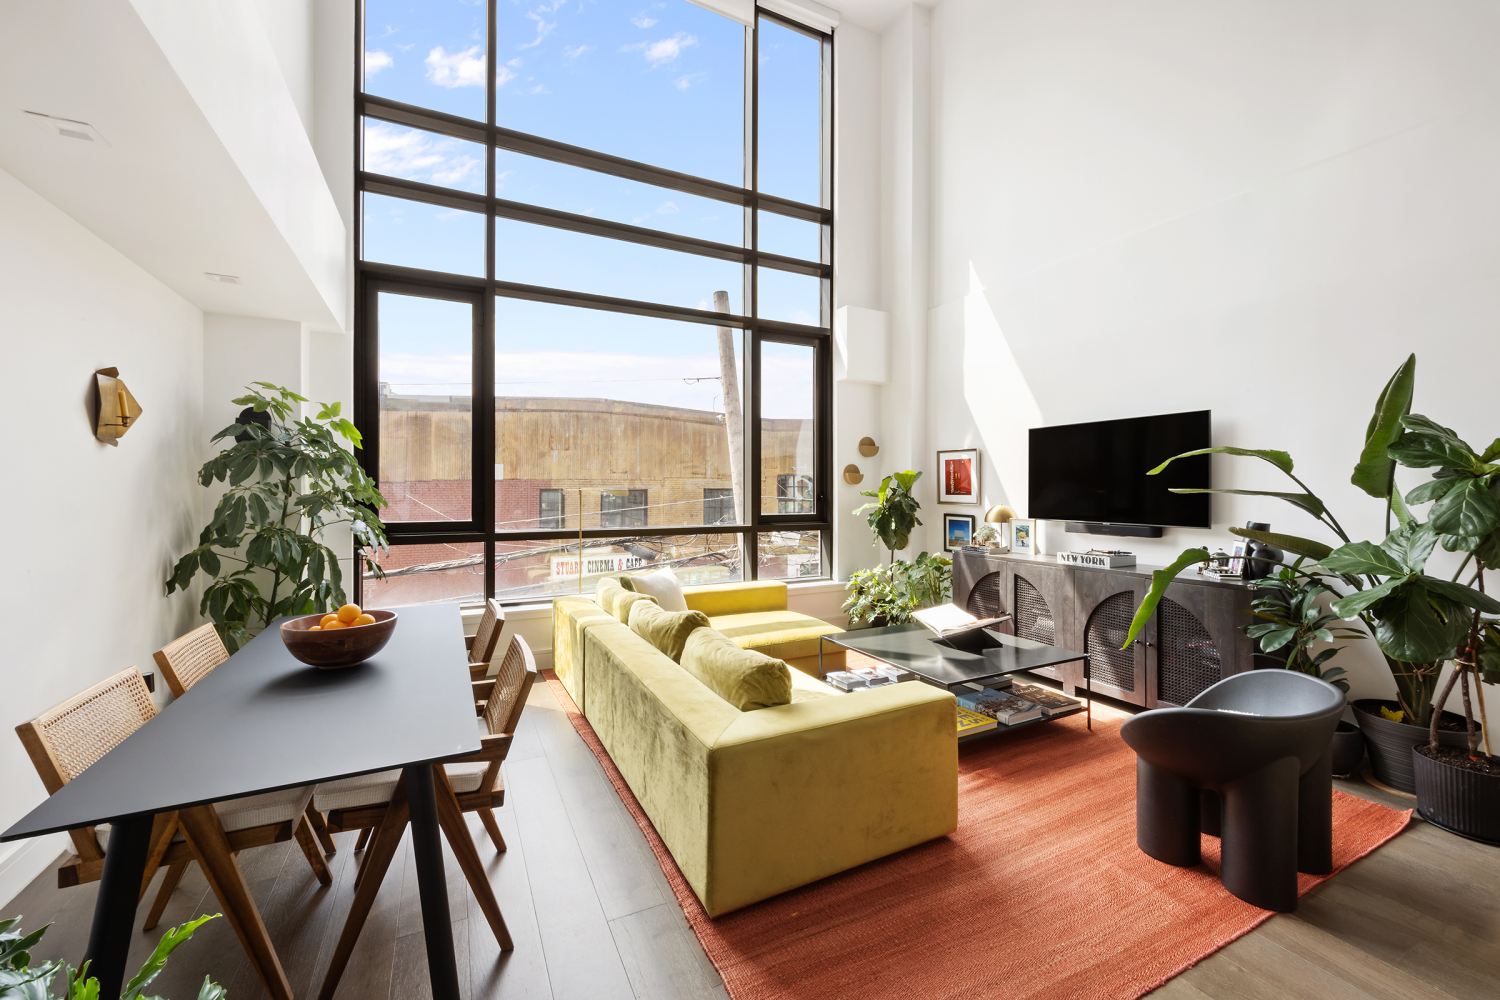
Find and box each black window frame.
[353,2,834,605]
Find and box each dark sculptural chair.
[1120,670,1345,911]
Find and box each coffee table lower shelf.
[959,703,1086,742]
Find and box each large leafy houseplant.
[1123,354,1500,728]
[1244,562,1362,693]
[1,913,222,999]
[843,552,952,627]
[854,471,923,562]
[165,384,389,652]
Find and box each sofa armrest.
[702,683,958,915]
[552,596,615,711]
[683,580,788,616]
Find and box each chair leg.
[143,859,191,931]
[1221,755,1301,912]
[1136,759,1201,868]
[433,770,513,951]
[138,812,179,902]
[354,815,386,890]
[1199,790,1222,838]
[478,808,506,853]
[1297,743,1334,875]
[354,826,372,852]
[293,815,334,886]
[177,804,294,1000]
[306,805,337,855]
[318,781,409,1000]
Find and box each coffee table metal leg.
[405,763,461,1000]
[818,635,824,677]
[84,811,154,1000]
[1085,656,1092,731]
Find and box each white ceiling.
[0,0,341,327]
[829,0,920,31]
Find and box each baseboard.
[0,833,67,912]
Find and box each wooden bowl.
[280,609,398,669]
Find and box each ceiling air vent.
[24,112,109,145]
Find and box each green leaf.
[1389,425,1481,471]
[1371,584,1470,664]
[1258,626,1298,653]
[1482,438,1500,463]
[1389,481,1412,529]
[1477,529,1500,569]
[1148,446,1293,476]
[1229,527,1332,562]
[245,532,274,566]
[1122,549,1209,647]
[1422,578,1500,614]
[121,914,218,1000]
[248,492,272,527]
[1379,522,1438,574]
[198,549,221,577]
[1351,353,1414,497]
[1321,540,1407,577]
[1170,488,1325,518]
[1404,477,1460,506]
[1428,477,1500,537]
[1329,577,1402,618]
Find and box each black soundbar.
[1064,521,1164,538]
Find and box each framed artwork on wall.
[943,513,977,552]
[1010,518,1037,555]
[936,449,980,504]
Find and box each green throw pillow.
[618,575,636,592]
[613,590,658,624]
[680,628,792,711]
[628,600,710,662]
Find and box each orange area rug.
[542,671,1411,1000]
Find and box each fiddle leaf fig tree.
[165,384,389,652]
[854,470,924,561]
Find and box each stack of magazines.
[826,665,905,691]
[957,683,1082,726]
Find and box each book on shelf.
[911,603,1010,638]
[826,666,903,692]
[956,705,998,736]
[957,688,1044,725]
[1008,682,1081,716]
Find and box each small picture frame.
[1010,518,1037,555]
[1228,542,1246,575]
[936,449,980,505]
[943,513,977,552]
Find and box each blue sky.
[364,1,819,420]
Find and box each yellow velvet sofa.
[551,581,959,917]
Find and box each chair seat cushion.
[313,769,402,813]
[218,785,313,833]
[445,760,502,795]
[707,610,845,662]
[680,627,792,711]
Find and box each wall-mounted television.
[1028,410,1211,536]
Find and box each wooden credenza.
[952,549,1257,709]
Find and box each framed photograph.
[1010,518,1037,555]
[936,449,980,505]
[1228,542,1246,575]
[943,513,977,552]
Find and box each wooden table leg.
[83,811,154,1000]
[433,768,513,950]
[177,804,293,1000]
[406,763,461,1000]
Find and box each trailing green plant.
[165,383,389,652]
[1244,561,1363,693]
[891,551,952,610]
[1122,354,1500,727]
[0,913,223,999]
[842,551,952,627]
[853,471,923,561]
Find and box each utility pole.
[714,291,745,525]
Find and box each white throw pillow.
[629,567,688,612]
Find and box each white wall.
[0,164,205,903]
[912,0,1500,702]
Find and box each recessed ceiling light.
[24,111,109,145]
[205,272,242,284]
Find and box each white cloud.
[656,201,679,215]
[425,45,486,88]
[526,84,550,95]
[673,72,707,90]
[365,50,393,74]
[632,15,658,28]
[365,122,481,189]
[507,58,523,68]
[519,11,557,49]
[621,32,698,67]
[498,65,517,87]
[564,44,594,58]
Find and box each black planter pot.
[1412,746,1500,845]
[1353,700,1481,794]
[1331,721,1365,777]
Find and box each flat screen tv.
[1029,410,1211,531]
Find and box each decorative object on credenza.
[842,464,863,485]
[1009,518,1036,555]
[943,513,976,552]
[936,448,979,505]
[1058,549,1137,569]
[1240,521,1283,581]
[858,436,879,457]
[974,522,1002,548]
[93,367,143,444]
[983,504,1016,551]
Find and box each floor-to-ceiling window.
[355,1,832,605]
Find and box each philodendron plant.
[0,913,223,999]
[1123,354,1500,727]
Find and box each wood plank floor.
[4,678,1496,999]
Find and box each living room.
[1,2,1496,999]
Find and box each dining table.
[1,604,483,1000]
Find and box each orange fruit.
[353,614,376,627]
[310,625,322,631]
[323,619,347,630]
[337,604,362,624]
[319,613,339,627]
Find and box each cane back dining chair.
[466,598,506,681]
[15,667,329,1000]
[312,633,539,1000]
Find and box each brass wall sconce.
[94,368,143,445]
[858,437,879,457]
[843,464,864,485]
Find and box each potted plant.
[165,384,390,652]
[1,913,224,998]
[1123,354,1498,793]
[843,552,953,627]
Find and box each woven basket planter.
[1413,745,1500,845]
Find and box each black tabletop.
[3,604,480,841]
[827,623,1088,689]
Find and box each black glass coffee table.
[819,623,1091,733]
